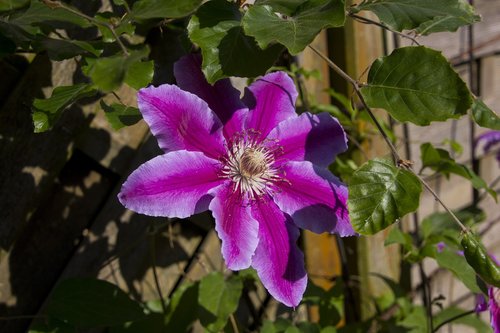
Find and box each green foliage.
[420,143,497,199]
[101,101,142,130]
[0,0,29,12]
[348,158,422,234]
[94,12,135,43]
[188,0,282,84]
[471,98,500,130]
[361,46,473,125]
[242,0,345,55]
[125,60,154,90]
[32,83,96,133]
[303,281,343,327]
[461,232,500,288]
[199,272,243,332]
[46,278,145,329]
[351,0,480,35]
[433,306,491,332]
[132,0,203,19]
[164,282,200,331]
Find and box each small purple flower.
[476,131,500,165]
[488,286,500,333]
[118,55,353,307]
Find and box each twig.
[309,45,471,234]
[41,0,129,56]
[349,13,421,46]
[431,309,476,332]
[0,314,47,321]
[229,314,241,333]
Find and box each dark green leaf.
[384,227,413,251]
[348,158,422,235]
[0,0,29,12]
[420,206,484,240]
[109,313,166,333]
[471,98,500,130]
[435,248,486,293]
[32,83,96,133]
[254,0,306,15]
[0,32,16,57]
[124,60,154,90]
[420,143,497,200]
[199,272,243,332]
[351,0,480,34]
[361,46,473,126]
[433,306,490,332]
[164,282,199,331]
[47,278,145,329]
[188,0,281,83]
[461,232,500,288]
[101,100,142,130]
[243,0,345,55]
[132,0,202,19]
[37,38,102,61]
[29,318,75,333]
[9,1,91,32]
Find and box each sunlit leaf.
[361,46,473,125]
[420,143,497,200]
[101,100,142,130]
[132,0,202,19]
[188,0,282,83]
[243,0,345,55]
[471,98,500,130]
[125,60,154,90]
[47,278,145,329]
[351,0,480,35]
[348,158,422,234]
[461,232,500,288]
[32,83,96,133]
[199,272,243,332]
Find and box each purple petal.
[267,112,347,167]
[489,287,500,333]
[244,71,298,139]
[476,131,500,153]
[137,84,225,159]
[209,182,259,270]
[118,151,223,218]
[475,293,488,313]
[223,108,248,141]
[273,161,353,236]
[174,54,246,125]
[251,197,307,308]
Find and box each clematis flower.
[476,255,500,333]
[476,131,500,165]
[118,54,353,307]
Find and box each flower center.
[220,131,282,200]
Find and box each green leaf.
[9,1,91,32]
[242,0,345,55]
[101,100,142,130]
[95,13,135,42]
[0,32,16,57]
[420,143,497,200]
[351,0,480,35]
[348,158,422,235]
[361,46,473,126]
[254,0,306,15]
[433,307,490,332]
[198,272,243,332]
[471,98,500,130]
[109,313,166,333]
[124,60,154,90]
[132,0,202,19]
[32,83,96,133]
[0,0,29,12]
[384,227,413,251]
[435,248,486,294]
[420,207,485,240]
[37,38,102,61]
[46,278,145,329]
[164,282,199,332]
[188,0,282,83]
[461,232,500,288]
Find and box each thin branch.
[0,314,47,321]
[308,45,471,234]
[229,314,241,333]
[349,13,421,46]
[431,309,476,332]
[41,0,129,56]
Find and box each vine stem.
[149,230,167,315]
[308,45,469,233]
[348,13,421,46]
[41,0,129,56]
[431,309,476,332]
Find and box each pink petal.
[251,197,307,308]
[244,71,298,139]
[490,287,500,333]
[137,84,225,159]
[209,182,259,270]
[118,151,223,218]
[174,54,246,126]
[273,161,354,236]
[267,112,347,168]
